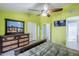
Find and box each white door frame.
[66,16,79,50]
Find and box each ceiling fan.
[28,4,63,17]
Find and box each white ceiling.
[0,3,70,12]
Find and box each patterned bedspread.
[18,41,79,56]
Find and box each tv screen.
[5,19,24,35]
[54,20,66,26]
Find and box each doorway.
[66,16,79,50]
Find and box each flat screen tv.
[5,19,24,35]
[54,20,66,26]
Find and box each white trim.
[66,16,79,50]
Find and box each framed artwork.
[54,20,66,26]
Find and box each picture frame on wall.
[54,20,66,26]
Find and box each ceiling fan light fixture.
[41,12,50,17]
[41,12,48,16]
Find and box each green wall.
[0,10,28,35]
[0,10,41,41]
[39,3,79,45]
[52,3,79,45]
[0,3,79,46]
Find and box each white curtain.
[27,22,36,41]
[42,24,50,40]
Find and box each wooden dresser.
[0,33,29,54]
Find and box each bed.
[18,41,79,56]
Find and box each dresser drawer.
[19,41,29,47]
[19,38,28,42]
[3,37,15,41]
[20,35,28,38]
[3,40,17,46]
[3,44,18,52]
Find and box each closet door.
[66,22,78,50]
[27,22,36,41]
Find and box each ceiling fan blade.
[51,8,63,12]
[28,9,41,11]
